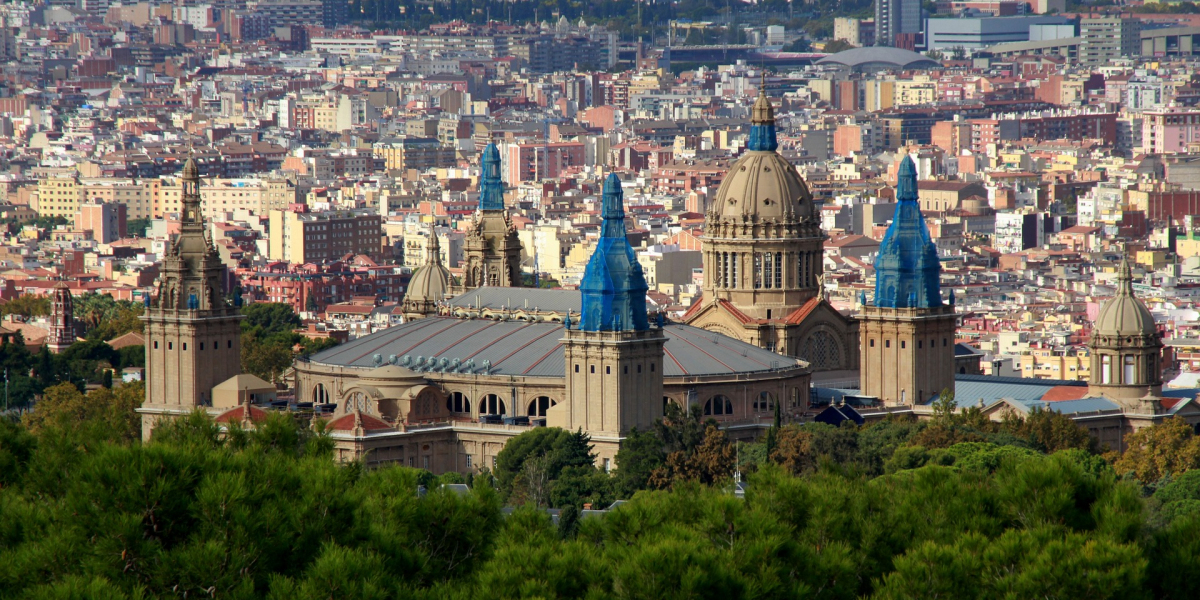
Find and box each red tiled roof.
[215,405,270,424]
[784,297,822,325]
[325,411,392,431]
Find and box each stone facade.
[684,87,859,372]
[139,157,244,440]
[858,304,958,405]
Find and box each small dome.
[1095,259,1156,337]
[181,156,199,180]
[711,151,813,221]
[710,87,814,222]
[406,257,451,306]
[404,228,451,309]
[362,365,420,381]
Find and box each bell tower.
[463,142,522,288]
[141,156,244,438]
[553,173,666,465]
[47,281,76,353]
[859,156,957,406]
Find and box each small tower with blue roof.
[858,155,957,407]
[463,142,523,288]
[558,173,665,460]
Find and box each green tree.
[241,303,303,338]
[241,333,296,384]
[1113,417,1200,483]
[0,294,50,318]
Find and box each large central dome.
[710,92,815,222]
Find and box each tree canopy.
[2,385,1200,599]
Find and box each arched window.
[663,396,674,414]
[703,395,733,416]
[345,391,369,414]
[480,394,507,415]
[754,391,773,412]
[446,391,471,414]
[313,383,330,404]
[527,396,556,417]
[802,330,843,370]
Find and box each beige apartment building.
[1019,347,1091,381]
[268,208,382,264]
[35,176,296,221]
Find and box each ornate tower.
[700,86,824,316]
[463,143,522,288]
[47,281,76,353]
[401,224,452,321]
[1087,257,1163,412]
[554,173,666,465]
[684,83,857,371]
[858,156,956,406]
[141,157,244,435]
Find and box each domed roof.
[404,227,451,307]
[181,155,199,180]
[1095,258,1156,337]
[362,364,421,381]
[710,88,814,222]
[816,47,941,72]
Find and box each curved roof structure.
[306,316,805,378]
[711,85,814,222]
[816,47,940,72]
[1095,258,1156,337]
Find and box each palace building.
[848,165,1200,448]
[292,175,812,469]
[682,86,859,373]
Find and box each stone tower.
[401,224,452,321]
[1087,257,1163,412]
[47,281,76,353]
[141,156,244,436]
[683,81,857,371]
[554,173,666,466]
[463,143,522,288]
[700,84,825,315]
[858,155,956,406]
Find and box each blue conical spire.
[600,172,626,238]
[873,156,942,309]
[747,78,778,152]
[579,173,649,332]
[478,143,505,211]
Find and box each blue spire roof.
[478,143,505,211]
[873,156,942,309]
[747,88,778,152]
[579,173,649,332]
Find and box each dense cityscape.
[2,0,1200,598]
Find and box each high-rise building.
[858,155,957,406]
[1080,16,1142,67]
[75,199,126,244]
[267,208,382,264]
[876,0,921,47]
[463,143,523,288]
[140,157,244,439]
